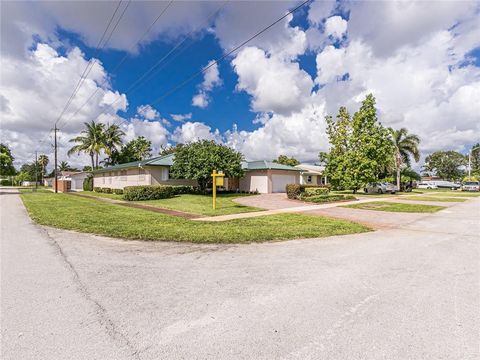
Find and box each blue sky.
[1,0,479,168]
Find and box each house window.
[120,170,127,181]
[138,168,146,181]
[307,175,312,183]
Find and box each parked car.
[432,180,461,190]
[462,181,480,192]
[417,182,438,189]
[364,182,397,194]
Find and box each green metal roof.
[94,153,174,173]
[241,160,300,172]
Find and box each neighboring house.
[70,172,89,191]
[295,163,328,186]
[44,171,89,191]
[92,154,196,189]
[239,161,300,193]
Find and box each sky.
[1,0,479,171]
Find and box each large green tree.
[324,94,393,192]
[0,143,16,176]
[110,136,152,165]
[423,150,466,180]
[273,155,300,167]
[68,121,105,169]
[470,143,480,177]
[388,127,420,190]
[170,140,244,191]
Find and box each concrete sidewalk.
[193,196,398,221]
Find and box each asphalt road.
[1,189,479,359]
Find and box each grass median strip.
[20,192,370,243]
[401,196,466,202]
[342,201,445,213]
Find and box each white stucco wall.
[93,166,197,189]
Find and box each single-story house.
[239,160,300,193]
[92,154,196,189]
[44,171,89,191]
[295,163,328,186]
[91,154,305,194]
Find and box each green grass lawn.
[80,191,123,200]
[20,192,370,243]
[81,191,260,216]
[425,192,480,197]
[342,201,445,213]
[401,196,466,202]
[135,193,261,216]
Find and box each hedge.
[94,187,102,193]
[122,185,188,201]
[102,187,112,193]
[286,184,331,199]
[83,175,93,191]
[1,179,13,186]
[113,189,123,195]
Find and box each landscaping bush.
[102,188,112,194]
[113,188,124,195]
[301,194,356,203]
[173,185,195,194]
[83,175,93,191]
[123,185,177,201]
[94,187,103,193]
[286,184,331,199]
[1,179,13,186]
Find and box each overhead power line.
[57,0,175,130]
[149,0,312,108]
[54,0,128,127]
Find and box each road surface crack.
[41,227,141,360]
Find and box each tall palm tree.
[58,161,71,172]
[103,123,124,160]
[38,154,49,183]
[68,121,105,169]
[389,127,420,190]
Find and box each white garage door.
[249,175,268,193]
[271,174,296,193]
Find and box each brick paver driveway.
[233,193,305,209]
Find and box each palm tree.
[389,127,420,190]
[58,161,71,172]
[103,123,124,161]
[38,154,49,183]
[68,121,105,169]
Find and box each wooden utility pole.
[54,126,58,193]
[35,150,38,191]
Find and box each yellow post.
[212,170,217,210]
[211,170,225,210]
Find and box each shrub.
[83,175,93,191]
[286,184,330,199]
[113,188,124,195]
[1,179,12,186]
[102,187,112,194]
[301,194,356,203]
[123,185,177,201]
[94,187,103,193]
[286,184,301,199]
[173,185,195,194]
[304,187,330,196]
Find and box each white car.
[364,182,397,194]
[433,180,461,190]
[462,181,480,192]
[417,182,438,189]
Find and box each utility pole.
[54,126,58,193]
[35,150,38,191]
